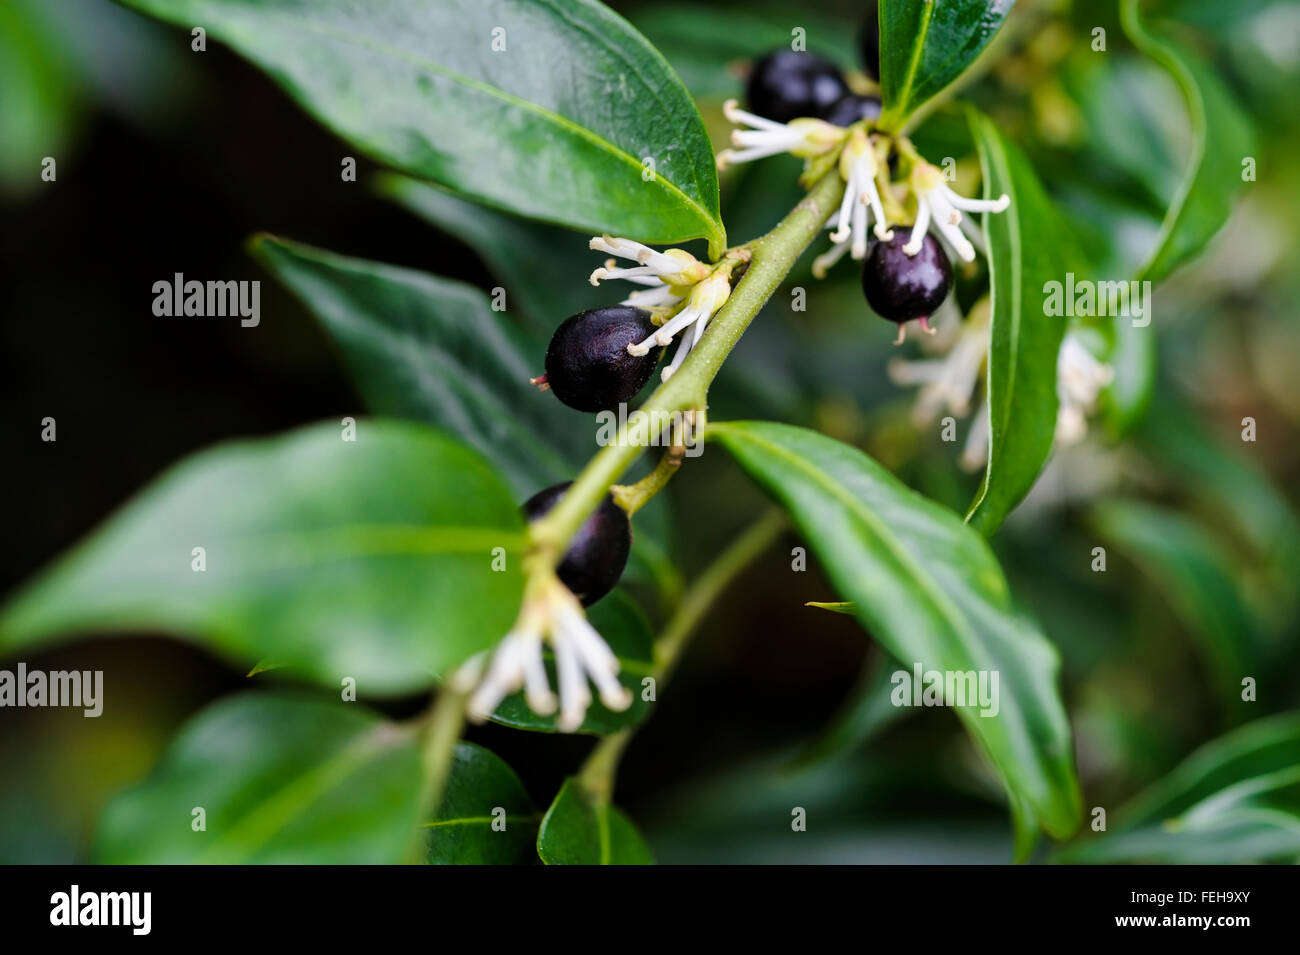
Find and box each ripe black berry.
[858,13,880,79]
[544,306,662,413]
[523,482,631,607]
[862,232,953,323]
[822,93,882,128]
[746,49,848,124]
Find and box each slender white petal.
[942,185,1010,213]
[812,237,851,278]
[851,197,869,260]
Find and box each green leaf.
[1088,499,1260,707]
[1121,0,1256,284]
[1058,714,1300,863]
[536,778,653,865]
[965,110,1072,535]
[488,589,655,735]
[251,235,584,496]
[425,742,537,864]
[878,0,1013,131]
[1099,316,1156,437]
[94,692,423,863]
[0,0,81,196]
[0,420,523,695]
[1121,713,1300,827]
[805,600,856,615]
[119,0,724,253]
[376,175,606,328]
[709,421,1081,851]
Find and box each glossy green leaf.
[489,589,655,735]
[425,742,538,864]
[95,693,423,863]
[1089,499,1258,706]
[376,174,606,328]
[709,421,1081,851]
[965,110,1072,535]
[119,0,723,253]
[1058,714,1300,863]
[878,0,1013,131]
[536,778,653,865]
[1121,0,1256,284]
[0,420,523,695]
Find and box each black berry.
[523,482,631,607]
[862,232,953,323]
[746,49,848,124]
[858,13,880,79]
[822,93,882,128]
[544,306,662,413]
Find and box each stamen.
[723,98,787,131]
[894,325,906,345]
[904,201,931,256]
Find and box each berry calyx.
[822,93,882,128]
[543,306,662,413]
[523,482,631,607]
[745,49,848,124]
[862,231,953,325]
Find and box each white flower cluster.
[589,234,733,382]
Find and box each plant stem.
[652,509,787,683]
[529,171,845,563]
[574,509,787,795]
[418,685,467,814]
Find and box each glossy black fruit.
[746,49,849,124]
[822,93,883,127]
[862,232,953,323]
[544,306,662,413]
[523,482,631,606]
[858,12,880,78]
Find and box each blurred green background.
[2,0,1297,863]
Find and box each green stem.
[576,729,631,804]
[418,686,467,813]
[575,509,787,795]
[529,171,845,563]
[652,509,787,684]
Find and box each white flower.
[716,99,845,169]
[629,271,732,381]
[452,580,631,732]
[889,303,1115,468]
[588,235,709,289]
[1055,333,1115,447]
[887,300,989,425]
[905,162,1008,263]
[812,129,893,277]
